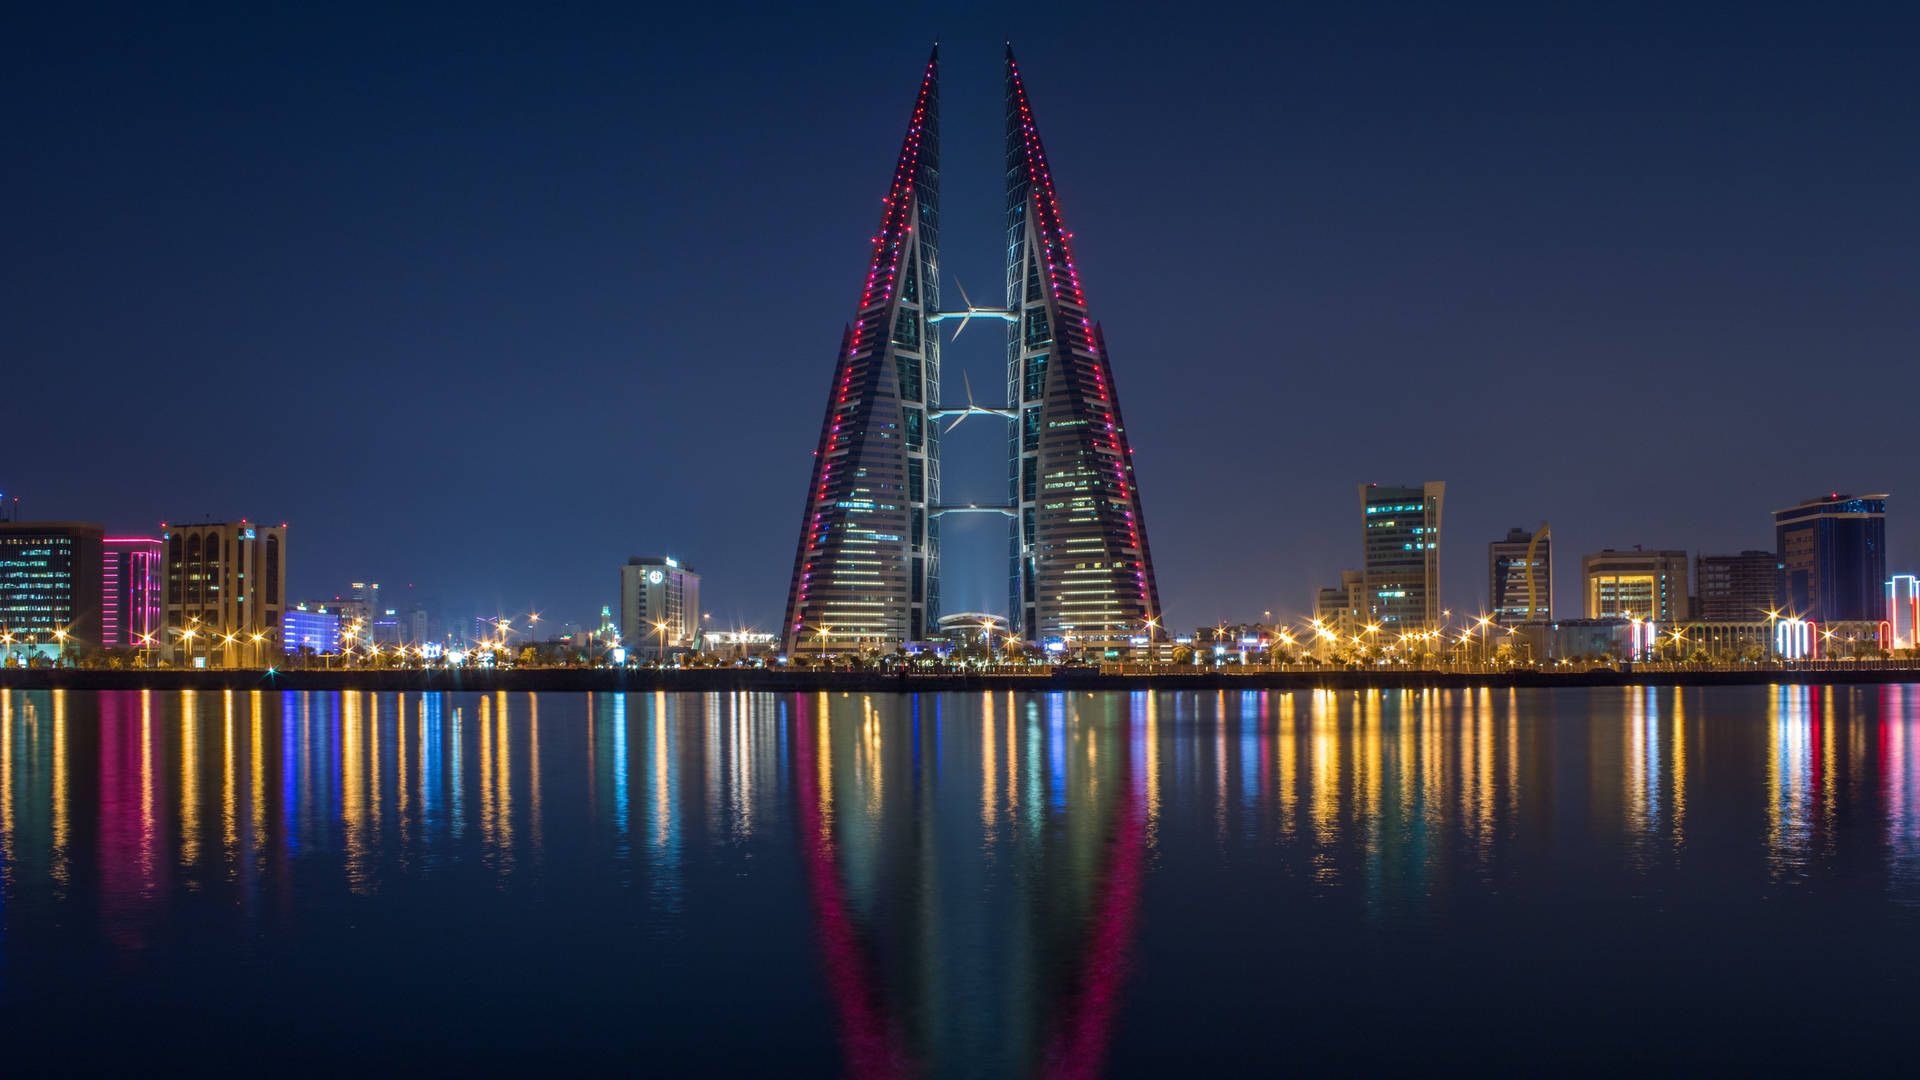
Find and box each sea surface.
[3,686,1918,1074]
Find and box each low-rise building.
[283,603,342,655]
[1582,548,1690,622]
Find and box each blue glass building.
[283,604,341,654]
[1774,493,1887,623]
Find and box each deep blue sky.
[7,3,1917,634]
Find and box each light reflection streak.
[611,694,629,860]
[528,692,541,858]
[495,691,513,866]
[1,692,13,881]
[222,691,237,865]
[142,692,155,885]
[982,691,997,835]
[49,691,67,890]
[1885,687,1920,903]
[344,690,367,891]
[1767,686,1815,878]
[369,693,382,841]
[180,690,199,868]
[1274,693,1295,838]
[648,692,680,911]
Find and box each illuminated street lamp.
[654,620,671,665]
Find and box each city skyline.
[8,8,1917,634]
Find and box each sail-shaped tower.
[784,46,1160,655]
[782,48,942,655]
[1002,47,1161,647]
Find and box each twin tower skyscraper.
[782,46,1162,655]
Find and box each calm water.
[3,686,1919,1073]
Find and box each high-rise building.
[781,47,1160,655]
[1488,526,1551,626]
[0,522,104,660]
[781,48,942,655]
[1360,483,1445,630]
[1886,574,1919,650]
[1775,493,1887,622]
[1581,548,1689,622]
[1001,47,1160,650]
[102,536,163,650]
[622,557,700,658]
[161,521,286,667]
[1694,551,1778,621]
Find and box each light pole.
[654,620,670,665]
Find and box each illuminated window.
[1025,308,1052,348]
[892,307,920,350]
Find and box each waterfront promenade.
[3,661,1919,694]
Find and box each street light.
[654,620,671,665]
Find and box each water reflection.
[5,687,1920,1072]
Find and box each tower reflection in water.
[7,687,1920,1072]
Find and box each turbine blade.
[943,414,966,434]
[963,370,975,405]
[951,311,971,341]
[955,277,974,310]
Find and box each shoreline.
[2,666,1918,693]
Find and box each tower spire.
[783,51,943,655]
[1003,50,1162,646]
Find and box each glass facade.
[1774,494,1887,623]
[783,48,942,653]
[1361,484,1444,629]
[102,537,163,649]
[1488,527,1550,626]
[1003,47,1161,648]
[283,605,341,654]
[0,523,104,659]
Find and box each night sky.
[9,3,1918,636]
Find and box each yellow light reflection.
[180,690,199,867]
[52,690,69,888]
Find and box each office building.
[283,603,342,654]
[1775,493,1887,622]
[1581,548,1690,622]
[1695,551,1779,621]
[102,536,163,650]
[622,557,700,658]
[1489,526,1551,626]
[161,520,286,667]
[407,605,431,646]
[0,522,104,660]
[1888,575,1919,651]
[1360,482,1445,630]
[1315,569,1365,636]
[782,47,1162,654]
